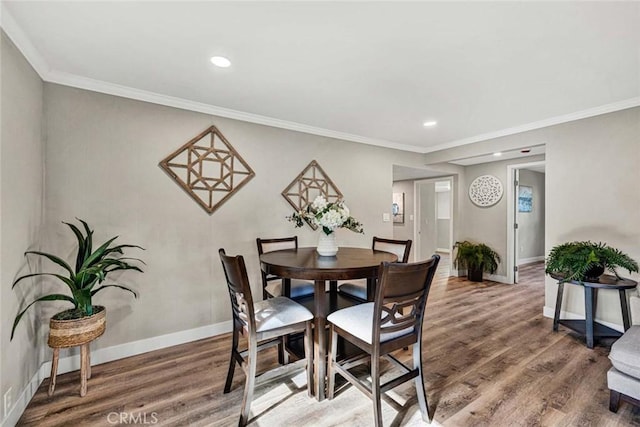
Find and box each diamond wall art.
[159,126,255,214]
[282,160,343,230]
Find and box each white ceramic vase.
[317,232,338,256]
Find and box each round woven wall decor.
[469,175,503,207]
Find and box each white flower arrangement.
[287,195,364,235]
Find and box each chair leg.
[278,336,288,365]
[239,340,258,427]
[224,326,239,394]
[609,390,621,413]
[413,342,431,423]
[371,354,383,427]
[80,343,88,397]
[305,322,314,398]
[327,326,338,399]
[48,348,60,396]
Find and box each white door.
[513,169,520,283]
[417,181,438,261]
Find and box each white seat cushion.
[338,279,367,300]
[609,325,640,379]
[327,303,414,344]
[265,279,315,298]
[252,297,313,333]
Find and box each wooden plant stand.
[48,307,106,397]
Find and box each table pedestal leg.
[366,277,376,302]
[314,279,327,401]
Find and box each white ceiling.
[2,2,639,153]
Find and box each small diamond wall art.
[282,160,343,230]
[159,126,255,214]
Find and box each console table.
[551,273,638,348]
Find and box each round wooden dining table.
[259,247,398,401]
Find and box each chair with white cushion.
[338,237,412,301]
[608,325,640,413]
[327,255,440,427]
[257,236,315,299]
[219,249,313,427]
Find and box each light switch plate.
[382,213,390,222]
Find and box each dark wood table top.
[550,273,638,289]
[259,247,398,281]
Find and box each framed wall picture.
[518,186,533,212]
[392,192,405,223]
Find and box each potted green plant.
[11,219,144,343]
[453,240,501,282]
[545,241,638,282]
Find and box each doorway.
[414,177,453,262]
[507,161,546,283]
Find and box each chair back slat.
[256,236,298,255]
[373,255,440,344]
[219,249,257,333]
[372,237,412,263]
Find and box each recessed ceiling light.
[423,120,437,127]
[210,56,231,68]
[493,152,502,157]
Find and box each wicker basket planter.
[48,306,106,348]
[47,306,106,397]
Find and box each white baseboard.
[518,256,545,265]
[436,248,450,254]
[2,366,43,427]
[542,306,624,333]
[1,320,232,427]
[485,273,509,284]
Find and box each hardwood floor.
[18,259,640,426]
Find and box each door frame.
[413,176,454,261]
[506,161,545,284]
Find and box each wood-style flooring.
[18,258,640,426]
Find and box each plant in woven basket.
[453,240,501,282]
[11,219,144,340]
[545,241,638,283]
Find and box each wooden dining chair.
[219,249,314,427]
[338,237,412,301]
[327,255,440,427]
[257,236,315,300]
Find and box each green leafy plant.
[11,219,144,339]
[453,240,501,274]
[545,241,638,282]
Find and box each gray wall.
[1,32,44,421]
[391,180,415,247]
[425,107,640,327]
[518,169,545,262]
[455,155,545,277]
[41,83,427,351]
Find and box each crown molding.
[45,70,423,153]
[0,4,50,78]
[422,97,640,154]
[2,5,638,156]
